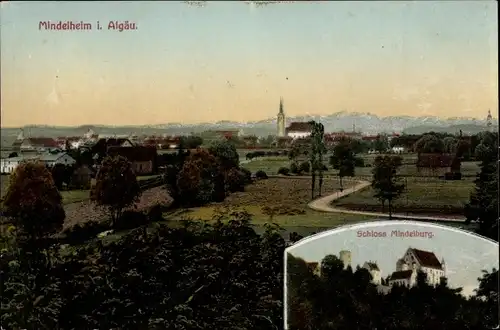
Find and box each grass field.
[164,177,379,229]
[241,154,480,178]
[332,177,474,216]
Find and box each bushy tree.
[208,140,239,170]
[415,133,445,153]
[2,161,65,241]
[92,155,141,226]
[371,155,405,218]
[464,131,498,241]
[330,138,357,192]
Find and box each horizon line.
[0,112,495,129]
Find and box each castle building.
[277,97,286,137]
[362,261,382,285]
[339,250,352,269]
[388,248,446,288]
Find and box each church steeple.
[277,97,286,137]
[487,109,492,130]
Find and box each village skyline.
[1,1,497,127]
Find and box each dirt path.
[308,179,466,223]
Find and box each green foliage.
[371,155,405,217]
[415,133,445,153]
[1,219,285,329]
[465,132,498,241]
[330,138,357,190]
[2,162,65,240]
[299,161,310,173]
[255,170,268,179]
[179,135,203,149]
[290,162,299,174]
[92,155,141,225]
[278,167,290,175]
[208,140,239,170]
[372,134,389,153]
[287,254,499,329]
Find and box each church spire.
[279,97,284,114]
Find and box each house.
[286,122,313,139]
[362,261,382,285]
[0,152,76,174]
[0,156,28,174]
[391,146,406,154]
[55,136,83,150]
[85,137,135,160]
[213,130,242,140]
[38,153,76,167]
[388,248,446,288]
[416,153,459,176]
[106,146,157,175]
[143,136,181,149]
[11,137,60,152]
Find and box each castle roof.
[365,262,380,271]
[390,270,413,280]
[408,248,443,270]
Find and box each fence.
[138,176,164,191]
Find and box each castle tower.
[277,97,286,137]
[339,250,351,269]
[486,109,492,131]
[441,258,446,274]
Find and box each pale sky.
[285,221,499,299]
[1,1,498,127]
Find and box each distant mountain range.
[1,112,496,144]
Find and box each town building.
[388,248,446,288]
[11,137,60,152]
[0,152,76,174]
[286,122,313,139]
[339,250,352,269]
[106,146,157,175]
[277,97,286,137]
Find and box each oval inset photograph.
[284,221,499,330]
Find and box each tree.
[180,135,203,149]
[2,161,65,242]
[51,163,66,190]
[414,134,444,154]
[208,140,239,170]
[8,152,18,158]
[92,155,141,226]
[308,121,325,198]
[371,155,405,219]
[372,134,389,153]
[443,137,458,154]
[464,131,498,241]
[330,138,357,192]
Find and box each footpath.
[307,179,466,223]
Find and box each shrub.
[113,210,149,231]
[354,157,365,167]
[255,170,268,179]
[239,167,252,185]
[61,220,111,245]
[147,204,164,223]
[225,167,246,193]
[277,167,290,176]
[299,161,310,173]
[290,162,299,174]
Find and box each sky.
[286,221,499,298]
[1,1,498,127]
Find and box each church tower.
[277,97,286,137]
[486,109,492,131]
